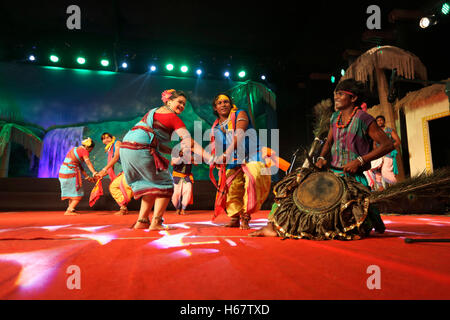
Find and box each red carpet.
[0,210,449,300]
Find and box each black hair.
[165,90,189,104]
[101,132,113,140]
[376,115,385,121]
[335,79,367,106]
[212,93,234,117]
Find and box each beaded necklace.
[336,106,359,129]
[163,104,176,114]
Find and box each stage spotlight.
[224,71,230,78]
[150,65,157,72]
[196,69,202,76]
[341,69,346,76]
[331,75,336,83]
[28,55,36,61]
[77,57,86,65]
[260,75,266,80]
[419,15,437,28]
[121,62,128,69]
[50,55,59,63]
[238,70,246,78]
[166,63,174,71]
[100,59,110,67]
[180,65,188,73]
[442,3,449,15]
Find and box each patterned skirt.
[120,147,173,199]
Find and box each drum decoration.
[270,167,373,240]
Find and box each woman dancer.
[59,137,98,215]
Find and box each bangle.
[357,156,365,166]
[317,156,326,161]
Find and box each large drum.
[271,168,375,240]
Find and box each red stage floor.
[0,210,449,300]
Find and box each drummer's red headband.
[337,90,367,111]
[339,90,356,96]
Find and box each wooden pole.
[0,142,11,177]
[375,68,405,181]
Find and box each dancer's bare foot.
[224,217,240,228]
[131,218,150,229]
[115,206,128,215]
[248,222,278,237]
[149,216,176,231]
[240,214,250,230]
[64,208,79,216]
[180,209,186,215]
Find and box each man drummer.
[250,78,393,237]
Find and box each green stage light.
[166,63,174,71]
[442,3,449,15]
[100,59,110,67]
[180,65,188,73]
[77,57,86,64]
[50,55,59,63]
[331,75,336,83]
[238,70,246,78]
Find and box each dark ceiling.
[1,0,448,83]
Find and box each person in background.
[59,137,98,215]
[171,149,195,215]
[366,115,401,191]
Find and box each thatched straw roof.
[342,46,428,91]
[395,82,449,111]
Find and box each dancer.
[367,115,401,190]
[98,132,121,181]
[171,149,195,215]
[250,79,394,238]
[59,137,98,215]
[209,93,271,229]
[97,132,131,214]
[120,89,193,230]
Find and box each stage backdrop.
[0,62,277,180]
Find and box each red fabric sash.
[121,141,169,172]
[106,143,117,181]
[89,178,103,207]
[118,173,131,206]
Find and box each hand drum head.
[293,171,345,213]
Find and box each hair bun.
[82,137,93,147]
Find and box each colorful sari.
[120,108,173,199]
[209,108,271,219]
[58,146,88,200]
[105,138,119,181]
